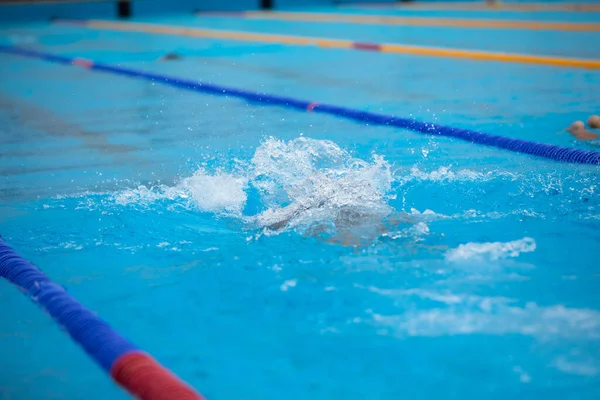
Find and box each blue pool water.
[1,4,599,400]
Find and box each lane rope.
[1,45,599,165]
[205,11,600,32]
[0,237,205,400]
[57,19,600,70]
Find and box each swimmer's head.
[161,52,182,61]
[567,120,585,133]
[588,115,600,129]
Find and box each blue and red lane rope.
[0,44,599,166]
[0,237,204,400]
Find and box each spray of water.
[111,137,396,242]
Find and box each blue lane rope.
[0,237,206,399]
[1,45,599,165]
[0,237,138,372]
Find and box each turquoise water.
[1,5,599,400]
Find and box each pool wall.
[0,1,115,23]
[2,0,590,24]
[0,0,459,24]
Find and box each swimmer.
[160,52,182,61]
[566,119,599,141]
[250,165,432,246]
[257,197,424,247]
[262,202,410,232]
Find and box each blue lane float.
[0,237,204,399]
[1,45,599,165]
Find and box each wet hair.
[588,115,600,129]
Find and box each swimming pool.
[1,2,599,399]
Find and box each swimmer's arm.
[267,216,293,231]
[264,203,307,231]
[386,212,420,225]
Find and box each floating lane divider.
[0,237,205,400]
[203,11,600,33]
[56,19,600,70]
[1,45,599,165]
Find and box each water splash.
[397,166,516,185]
[246,138,396,243]
[181,170,248,215]
[362,287,600,340]
[106,137,395,241]
[369,302,600,340]
[445,237,536,262]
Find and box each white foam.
[445,237,536,262]
[409,208,450,220]
[250,136,347,201]
[366,287,467,305]
[181,170,248,215]
[280,279,297,292]
[363,287,600,340]
[62,242,83,250]
[553,356,599,377]
[201,247,219,252]
[398,166,515,185]
[371,302,600,340]
[111,169,248,216]
[112,184,185,206]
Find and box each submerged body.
[255,198,437,247]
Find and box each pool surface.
[1,2,599,399]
